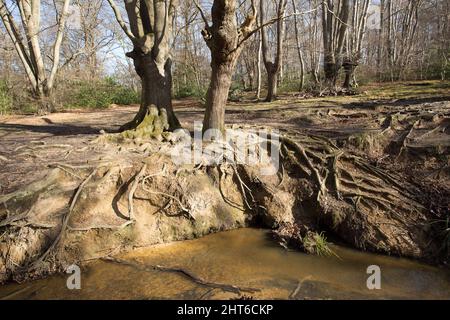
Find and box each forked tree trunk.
[261,0,287,102]
[108,0,181,132]
[0,0,70,111]
[198,0,257,134]
[321,0,350,86]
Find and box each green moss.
[121,106,169,140]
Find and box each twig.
[289,276,312,300]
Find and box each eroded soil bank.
[0,229,449,300]
[0,83,448,286]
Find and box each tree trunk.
[292,0,305,91]
[260,0,287,102]
[198,0,256,134]
[343,64,353,89]
[322,0,350,86]
[256,31,262,100]
[266,64,279,102]
[203,58,236,134]
[121,53,180,131]
[324,56,339,86]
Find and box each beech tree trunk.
[266,64,279,102]
[261,0,287,102]
[125,53,180,131]
[203,59,237,134]
[343,61,356,89]
[198,0,257,134]
[321,0,350,86]
[108,0,181,132]
[0,0,71,108]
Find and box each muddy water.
[0,228,449,300]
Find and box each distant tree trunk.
[0,0,71,108]
[256,30,262,99]
[261,0,287,102]
[292,0,305,91]
[377,0,385,81]
[197,0,257,133]
[342,59,357,89]
[108,0,180,131]
[321,0,350,86]
[342,0,370,89]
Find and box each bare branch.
[47,0,71,91]
[236,5,320,50]
[193,0,210,28]
[106,0,137,42]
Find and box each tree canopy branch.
[106,0,137,42]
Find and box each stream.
[0,228,449,300]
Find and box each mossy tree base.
[121,105,169,140]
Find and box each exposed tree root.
[0,126,445,283]
[28,169,97,271]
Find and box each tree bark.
[266,64,279,102]
[198,0,257,134]
[123,52,180,131]
[203,59,236,134]
[343,60,356,89]
[321,0,350,86]
[256,30,262,99]
[261,0,287,102]
[108,0,181,132]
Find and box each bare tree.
[387,0,423,81]
[107,0,180,131]
[321,0,350,85]
[292,0,305,90]
[342,0,370,89]
[0,0,71,105]
[196,0,257,133]
[260,0,287,101]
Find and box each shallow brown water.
[0,228,449,300]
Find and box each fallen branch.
[102,256,260,294]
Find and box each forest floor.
[0,80,449,284]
